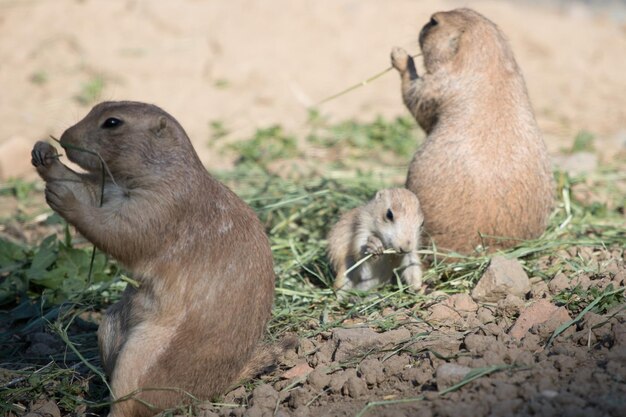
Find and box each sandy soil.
[1,0,625,179]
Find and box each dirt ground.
[1,1,626,417]
[1,0,625,179]
[212,252,626,417]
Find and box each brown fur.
[328,188,423,291]
[31,101,276,417]
[391,8,553,254]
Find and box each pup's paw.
[365,236,385,256]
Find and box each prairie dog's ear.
[374,190,384,200]
[152,116,168,138]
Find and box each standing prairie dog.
[328,188,424,291]
[31,101,275,417]
[391,8,553,254]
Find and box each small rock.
[477,307,496,324]
[310,348,332,368]
[427,303,462,324]
[464,333,496,355]
[552,354,577,372]
[531,307,573,339]
[281,348,300,368]
[359,358,385,386]
[471,256,530,302]
[250,384,279,410]
[419,332,464,357]
[297,338,316,357]
[509,299,559,340]
[445,293,478,313]
[332,327,379,362]
[281,362,313,380]
[401,364,433,385]
[530,280,550,299]
[611,321,626,347]
[328,369,355,394]
[342,375,367,398]
[287,387,312,409]
[243,406,265,417]
[435,363,472,390]
[223,386,247,404]
[514,350,535,367]
[377,328,411,346]
[582,312,611,340]
[497,294,525,316]
[483,322,502,337]
[382,354,411,376]
[307,368,330,390]
[548,273,570,294]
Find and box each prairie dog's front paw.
[45,182,78,216]
[32,141,59,167]
[32,141,60,177]
[365,236,384,256]
[402,264,423,291]
[391,47,411,73]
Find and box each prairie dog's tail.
[237,335,299,381]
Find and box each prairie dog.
[31,101,275,417]
[391,8,553,254]
[328,188,424,291]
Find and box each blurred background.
[1,0,625,179]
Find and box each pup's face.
[371,189,423,254]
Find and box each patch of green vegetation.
[553,283,624,315]
[74,76,105,106]
[307,110,422,159]
[570,130,595,153]
[29,71,48,86]
[213,78,230,89]
[0,232,115,306]
[0,179,37,202]
[228,125,299,168]
[209,120,229,142]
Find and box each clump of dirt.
[196,248,625,417]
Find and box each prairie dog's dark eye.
[102,117,123,129]
[386,208,394,222]
[429,17,438,26]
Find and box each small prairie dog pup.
[391,8,553,254]
[31,101,275,417]
[328,188,424,291]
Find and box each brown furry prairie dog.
[328,188,424,291]
[391,8,553,254]
[31,101,275,417]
